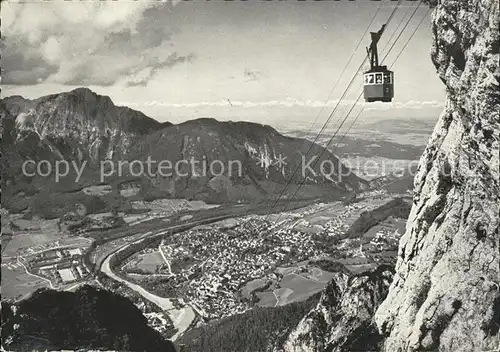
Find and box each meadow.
[1,262,50,301]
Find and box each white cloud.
[1,1,190,86]
[116,98,444,110]
[363,100,445,111]
[116,98,361,109]
[1,2,152,36]
[41,36,62,64]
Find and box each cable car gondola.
[363,24,394,103]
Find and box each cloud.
[1,36,59,85]
[363,100,445,110]
[116,98,444,110]
[118,98,362,109]
[125,53,195,87]
[1,1,193,86]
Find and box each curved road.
[99,216,235,341]
[102,252,194,341]
[98,201,318,341]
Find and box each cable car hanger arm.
[367,23,387,69]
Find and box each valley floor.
[1,189,410,344]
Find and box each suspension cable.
[264,1,385,212]
[314,6,431,200]
[380,0,423,64]
[380,3,412,57]
[389,7,430,68]
[265,0,407,222]
[243,0,413,230]
[276,0,426,217]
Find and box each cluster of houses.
[159,219,322,319]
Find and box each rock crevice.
[374,0,499,351]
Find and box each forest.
[177,293,321,352]
[1,285,176,352]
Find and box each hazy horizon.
[2,0,446,128]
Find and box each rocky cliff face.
[281,266,394,352]
[1,88,166,165]
[375,1,499,351]
[130,118,368,201]
[1,89,366,213]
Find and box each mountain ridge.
[1,88,368,216]
[277,0,499,351]
[1,285,176,351]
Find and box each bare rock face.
[1,88,165,165]
[375,1,499,351]
[130,118,369,200]
[282,266,394,352]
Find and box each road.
[99,216,239,341]
[98,202,321,341]
[17,258,54,289]
[102,250,195,340]
[158,243,173,275]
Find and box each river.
[101,236,195,341]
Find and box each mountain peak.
[69,87,99,97]
[70,87,94,93]
[63,87,111,106]
[1,88,167,168]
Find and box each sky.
[1,0,445,128]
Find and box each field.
[291,199,393,231]
[362,216,407,241]
[179,215,193,222]
[341,156,418,180]
[1,215,64,257]
[130,251,165,273]
[279,272,332,304]
[82,185,113,196]
[7,216,61,232]
[300,267,338,282]
[241,278,267,299]
[241,199,404,308]
[130,199,219,214]
[256,266,337,307]
[90,233,147,269]
[256,292,278,307]
[339,261,377,274]
[1,234,13,254]
[21,236,92,259]
[1,262,50,301]
[1,211,93,300]
[2,232,61,257]
[284,118,433,152]
[292,222,323,234]
[273,288,293,306]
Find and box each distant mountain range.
[1,87,170,166]
[1,88,370,216]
